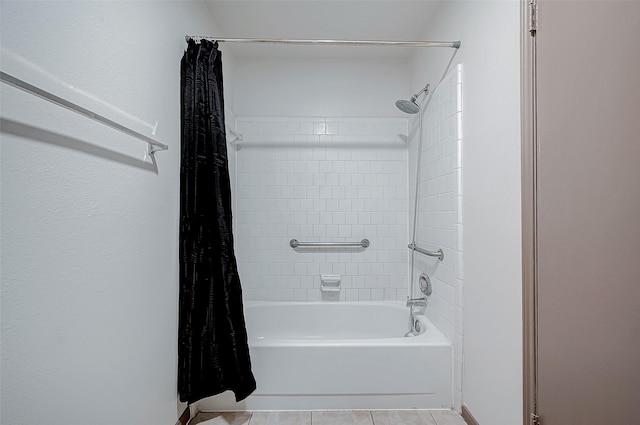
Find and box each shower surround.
[211,66,465,412]
[409,65,464,410]
[233,116,409,302]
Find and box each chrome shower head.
[395,97,420,114]
[395,84,430,114]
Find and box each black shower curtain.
[178,40,256,404]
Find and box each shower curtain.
[178,39,256,404]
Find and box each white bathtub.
[196,301,452,411]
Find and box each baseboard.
[175,406,192,425]
[461,405,480,425]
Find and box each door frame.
[521,0,537,424]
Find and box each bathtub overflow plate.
[419,273,432,296]
[414,318,422,333]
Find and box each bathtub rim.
[243,300,451,347]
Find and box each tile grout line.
[429,410,438,425]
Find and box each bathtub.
[196,301,452,411]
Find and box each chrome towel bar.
[290,239,370,249]
[0,71,168,155]
[408,243,444,261]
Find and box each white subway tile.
[307,212,320,225]
[304,135,319,146]
[338,122,353,135]
[326,122,340,135]
[287,121,302,135]
[313,122,326,135]
[319,186,332,199]
[319,135,333,144]
[333,212,346,224]
[288,199,301,211]
[300,121,314,134]
[396,288,408,300]
[333,186,345,199]
[333,263,346,276]
[313,198,326,211]
[357,262,371,275]
[358,289,371,301]
[345,289,359,301]
[319,161,332,173]
[294,212,306,224]
[313,224,327,238]
[307,186,320,199]
[281,289,294,301]
[371,288,383,301]
[338,225,352,238]
[294,289,308,301]
[349,226,364,240]
[338,199,352,212]
[236,116,413,304]
[357,161,372,173]
[351,198,364,211]
[338,149,352,161]
[370,262,384,276]
[358,212,371,225]
[383,288,397,301]
[346,263,359,276]
[339,174,352,186]
[332,161,345,173]
[300,224,313,237]
[345,212,358,223]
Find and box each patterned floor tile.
[371,410,437,425]
[430,410,467,425]
[191,411,252,425]
[250,411,312,425]
[311,410,373,425]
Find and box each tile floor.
[190,410,467,425]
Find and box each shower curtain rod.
[185,36,461,49]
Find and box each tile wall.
[225,108,238,205]
[233,116,409,302]
[409,64,464,410]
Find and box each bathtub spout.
[406,297,428,308]
[405,298,428,337]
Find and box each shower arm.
[412,84,430,102]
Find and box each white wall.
[0,2,234,424]
[409,2,522,424]
[234,58,409,117]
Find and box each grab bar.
[290,239,370,249]
[408,243,444,261]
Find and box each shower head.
[395,84,430,114]
[395,98,420,114]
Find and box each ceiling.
[203,1,443,59]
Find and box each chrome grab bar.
[408,243,444,261]
[290,239,370,249]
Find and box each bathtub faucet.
[405,298,428,337]
[406,297,428,308]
